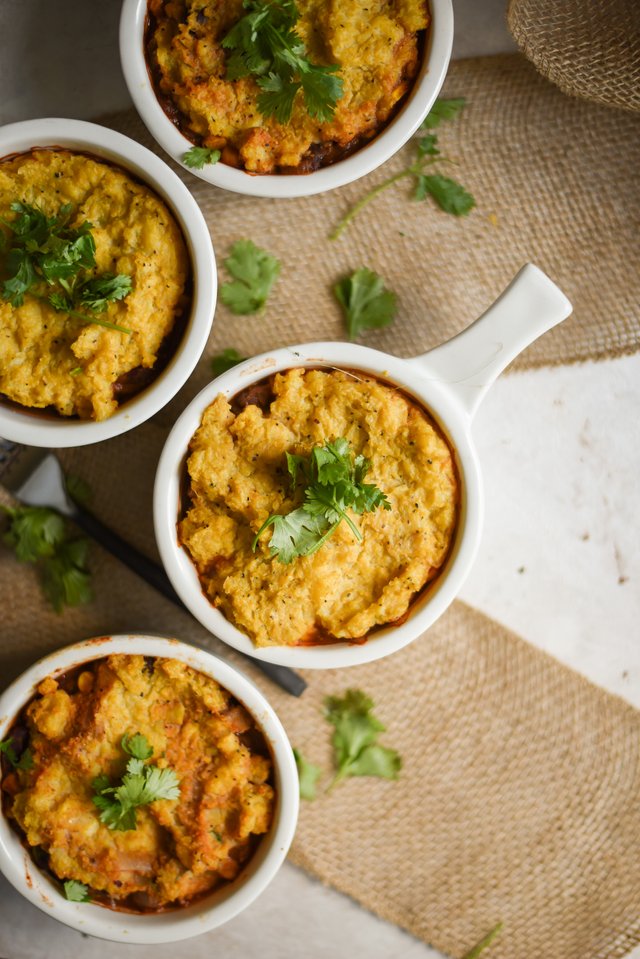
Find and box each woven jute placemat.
[2,53,640,959]
[97,54,640,383]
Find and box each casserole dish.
[0,634,298,943]
[154,264,572,667]
[0,118,216,448]
[119,0,454,197]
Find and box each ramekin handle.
[407,264,572,421]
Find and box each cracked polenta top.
[147,0,430,173]
[3,655,274,910]
[0,150,189,420]
[179,368,459,647]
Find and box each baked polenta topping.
[179,368,459,647]
[2,655,274,910]
[147,0,430,173]
[0,150,189,420]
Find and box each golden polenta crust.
[179,368,459,647]
[9,655,274,909]
[148,0,429,173]
[0,150,189,420]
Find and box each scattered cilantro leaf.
[416,174,475,216]
[1,505,92,612]
[0,738,33,771]
[421,97,466,129]
[253,437,390,563]
[92,732,180,831]
[324,690,401,788]
[65,473,92,505]
[211,348,246,377]
[40,538,92,613]
[334,268,397,341]
[0,201,133,330]
[462,922,504,959]
[2,505,65,563]
[220,239,280,314]
[183,146,222,170]
[63,880,91,903]
[211,828,223,842]
[330,97,474,239]
[222,0,343,124]
[293,748,321,800]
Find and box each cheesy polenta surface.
[179,368,459,647]
[5,655,274,910]
[147,0,429,173]
[0,150,189,420]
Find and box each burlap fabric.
[2,53,640,959]
[97,54,640,379]
[508,0,640,113]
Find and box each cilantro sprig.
[0,201,133,332]
[293,748,321,801]
[1,505,92,613]
[220,239,280,314]
[222,0,343,124]
[253,437,390,563]
[325,690,402,789]
[462,922,504,959]
[330,97,475,240]
[183,146,221,170]
[92,732,180,831]
[334,268,397,341]
[211,348,246,377]
[0,737,33,771]
[63,880,91,903]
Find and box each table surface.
[1,2,639,957]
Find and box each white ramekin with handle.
[154,264,572,668]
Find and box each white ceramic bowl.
[155,265,573,669]
[0,634,298,943]
[119,0,453,198]
[0,118,216,448]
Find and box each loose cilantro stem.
[461,922,504,959]
[329,169,416,241]
[330,97,474,240]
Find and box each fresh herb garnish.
[92,732,180,831]
[210,828,223,842]
[421,96,467,128]
[65,473,92,506]
[253,437,390,563]
[325,690,401,789]
[1,505,92,612]
[0,737,33,771]
[0,201,133,332]
[63,880,91,903]
[462,922,504,959]
[183,146,222,170]
[330,97,475,240]
[211,348,246,377]
[222,0,343,124]
[334,268,397,341]
[220,239,280,314]
[293,748,321,801]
